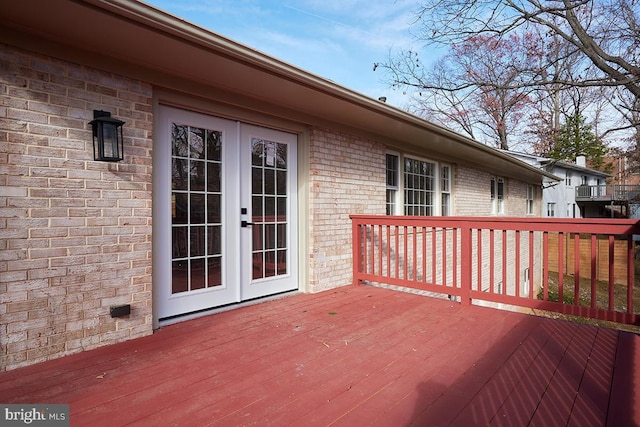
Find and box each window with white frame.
[547,202,556,217]
[441,165,451,216]
[565,173,572,187]
[526,184,534,215]
[386,153,451,216]
[404,157,435,216]
[386,153,399,215]
[491,177,505,214]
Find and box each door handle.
[241,220,255,228]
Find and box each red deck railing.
[351,215,640,325]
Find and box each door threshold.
[157,290,301,327]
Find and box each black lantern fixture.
[90,110,125,162]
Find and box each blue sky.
[144,0,421,107]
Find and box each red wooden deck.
[1,285,639,426]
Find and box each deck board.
[1,285,638,426]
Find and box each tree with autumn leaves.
[403,32,540,150]
[378,0,639,167]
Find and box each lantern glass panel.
[103,123,120,159]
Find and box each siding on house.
[1,44,154,370]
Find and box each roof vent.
[378,97,387,103]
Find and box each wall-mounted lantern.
[90,110,125,162]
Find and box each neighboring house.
[606,153,640,219]
[0,0,556,371]
[606,152,640,186]
[502,150,611,218]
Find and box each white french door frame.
[153,105,298,323]
[240,123,298,300]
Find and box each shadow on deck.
[1,285,639,426]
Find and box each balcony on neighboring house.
[575,184,640,217]
[576,184,640,203]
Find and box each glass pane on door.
[251,138,288,280]
[171,124,223,294]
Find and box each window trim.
[526,184,534,215]
[386,152,452,216]
[403,156,437,216]
[385,153,400,215]
[547,202,556,217]
[491,176,505,215]
[441,164,451,216]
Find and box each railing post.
[460,225,472,306]
[627,235,634,320]
[351,216,361,286]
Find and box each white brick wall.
[454,165,535,216]
[307,128,386,292]
[0,44,153,371]
[454,165,493,216]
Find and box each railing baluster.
[502,229,507,295]
[591,234,597,309]
[403,226,408,280]
[453,228,458,289]
[370,224,375,276]
[378,224,384,275]
[442,227,447,287]
[477,228,482,292]
[490,229,495,294]
[528,230,534,299]
[395,226,399,279]
[386,225,390,278]
[515,230,521,298]
[609,235,615,313]
[574,233,580,308]
[558,232,564,307]
[432,227,436,286]
[543,231,549,301]
[422,226,427,283]
[627,235,634,319]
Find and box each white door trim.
[153,105,299,323]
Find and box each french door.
[156,106,298,320]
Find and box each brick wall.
[0,44,153,371]
[307,128,386,292]
[454,165,535,216]
[454,165,493,216]
[507,179,530,217]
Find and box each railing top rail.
[580,184,640,189]
[350,215,640,235]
